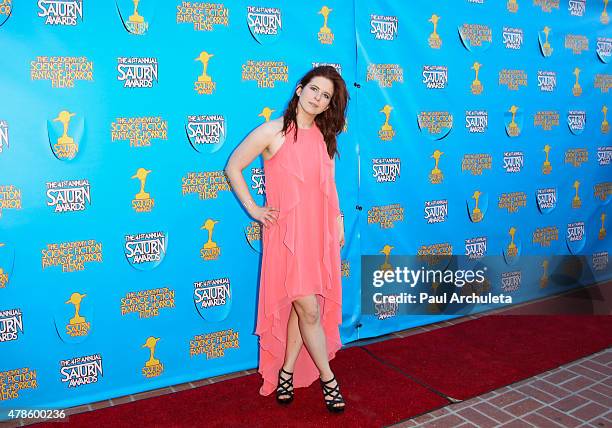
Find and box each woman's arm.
[225,122,280,228]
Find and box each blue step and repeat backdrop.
[0,0,610,414]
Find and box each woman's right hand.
[249,205,280,228]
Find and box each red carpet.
[41,347,447,428]
[36,313,612,427]
[364,315,612,401]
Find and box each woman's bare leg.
[283,304,303,371]
[293,295,344,408]
[277,304,302,400]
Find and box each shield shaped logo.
[116,0,156,35]
[47,110,85,161]
[193,279,232,322]
[124,231,168,271]
[466,191,488,223]
[566,221,586,254]
[185,115,227,154]
[536,188,557,214]
[247,6,282,44]
[504,106,523,137]
[54,291,94,344]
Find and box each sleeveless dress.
[255,123,342,396]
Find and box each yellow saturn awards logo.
[379,244,393,271]
[428,15,442,49]
[507,0,518,12]
[317,6,334,45]
[542,144,553,174]
[200,219,221,260]
[602,106,610,133]
[572,180,582,208]
[0,267,8,289]
[572,67,582,96]
[194,51,216,95]
[65,292,90,337]
[600,213,607,240]
[429,150,444,184]
[132,168,154,213]
[506,105,521,137]
[379,105,395,141]
[142,337,163,378]
[602,0,609,25]
[52,110,78,160]
[259,107,275,122]
[540,27,553,57]
[471,62,483,94]
[506,227,518,258]
[126,0,148,35]
[471,191,484,223]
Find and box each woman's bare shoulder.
[257,117,284,137]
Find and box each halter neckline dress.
[255,122,342,396]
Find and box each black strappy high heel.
[320,375,345,413]
[276,368,294,404]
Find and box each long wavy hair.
[282,66,348,159]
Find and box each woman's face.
[296,76,334,116]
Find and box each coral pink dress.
[255,123,342,396]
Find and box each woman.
[225,65,348,412]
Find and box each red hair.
[282,66,349,159]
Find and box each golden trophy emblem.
[600,213,607,240]
[200,219,221,260]
[471,62,483,95]
[379,245,394,271]
[428,15,442,49]
[195,51,213,82]
[540,259,549,288]
[507,105,520,137]
[572,67,582,97]
[66,292,87,325]
[317,6,334,44]
[429,150,444,184]
[258,107,275,122]
[602,0,609,25]
[471,190,483,223]
[572,180,582,208]
[129,0,144,23]
[126,0,148,35]
[379,105,395,141]
[53,110,78,160]
[542,144,552,174]
[541,26,553,57]
[507,227,518,258]
[602,105,609,134]
[0,267,8,288]
[143,337,161,367]
[507,0,519,13]
[195,51,216,95]
[132,168,151,200]
[131,168,154,212]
